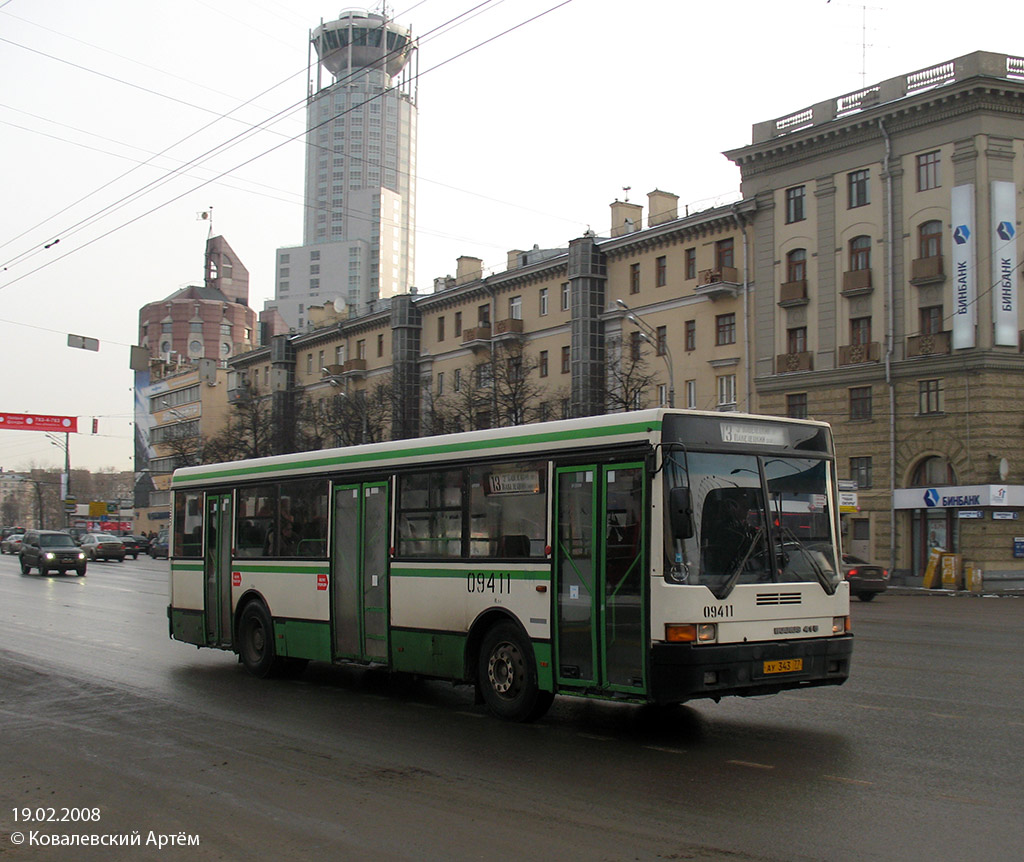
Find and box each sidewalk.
[886,585,1024,597]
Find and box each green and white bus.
[168,408,852,721]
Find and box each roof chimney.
[609,200,643,237]
[507,249,524,271]
[647,189,679,226]
[455,256,483,285]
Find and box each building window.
[917,151,940,191]
[919,220,942,259]
[357,339,366,360]
[787,326,807,354]
[656,325,667,356]
[629,331,642,361]
[539,350,549,377]
[685,319,696,351]
[377,334,384,357]
[655,256,667,287]
[437,372,444,396]
[306,353,313,374]
[685,379,696,409]
[850,386,872,420]
[685,248,696,280]
[717,374,736,409]
[630,262,640,294]
[561,346,570,374]
[850,235,871,271]
[715,238,734,270]
[786,248,807,282]
[850,456,873,489]
[561,282,570,311]
[454,311,462,337]
[454,368,461,392]
[509,295,522,320]
[919,379,943,414]
[920,305,943,336]
[478,304,490,327]
[785,185,806,223]
[848,169,870,208]
[716,313,736,346]
[786,393,808,419]
[850,316,871,346]
[539,288,548,316]
[437,316,445,342]
[657,384,667,407]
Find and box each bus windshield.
[664,451,839,598]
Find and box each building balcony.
[461,325,492,352]
[493,317,524,342]
[841,268,873,296]
[838,341,881,366]
[778,279,809,307]
[340,358,367,378]
[775,351,814,374]
[907,331,951,357]
[910,255,945,285]
[695,266,740,300]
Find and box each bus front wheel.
[478,621,553,722]
[238,601,281,678]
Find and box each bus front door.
[555,464,646,695]
[203,493,233,647]
[331,482,390,663]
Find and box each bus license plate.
[763,658,803,674]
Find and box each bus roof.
[170,408,831,489]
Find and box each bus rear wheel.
[238,601,282,678]
[478,621,553,722]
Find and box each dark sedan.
[119,535,147,559]
[842,552,889,601]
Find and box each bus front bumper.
[649,634,853,704]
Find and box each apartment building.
[726,51,1024,583]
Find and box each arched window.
[850,236,872,271]
[910,456,956,487]
[919,220,942,259]
[786,248,807,282]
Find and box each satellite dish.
[333,297,347,313]
[999,457,1009,481]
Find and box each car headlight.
[78,552,86,560]
[44,552,56,560]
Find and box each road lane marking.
[727,760,774,770]
[824,775,873,785]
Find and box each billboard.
[0,412,78,433]
[950,184,977,349]
[991,181,1018,347]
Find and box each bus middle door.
[554,464,647,696]
[331,482,390,663]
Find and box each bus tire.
[478,621,553,722]
[238,601,281,678]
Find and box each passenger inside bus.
[700,489,764,577]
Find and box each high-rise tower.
[270,9,417,330]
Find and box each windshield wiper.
[715,528,766,599]
[778,524,836,594]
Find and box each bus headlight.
[665,623,717,643]
[832,616,850,634]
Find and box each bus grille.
[756,592,802,605]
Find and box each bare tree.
[604,335,660,412]
[311,377,396,448]
[491,340,544,427]
[202,380,275,463]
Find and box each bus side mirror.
[668,487,694,540]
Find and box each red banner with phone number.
[0,412,78,433]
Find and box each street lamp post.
[616,299,675,408]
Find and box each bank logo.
[953,225,970,245]
[923,488,940,507]
[997,221,1015,241]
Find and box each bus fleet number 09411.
[466,572,513,594]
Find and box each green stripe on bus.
[171,563,203,571]
[172,419,661,486]
[233,563,328,574]
[390,567,549,580]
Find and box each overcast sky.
[0,0,1018,473]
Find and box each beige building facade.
[726,51,1024,584]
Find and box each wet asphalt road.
[0,553,1022,861]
